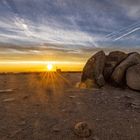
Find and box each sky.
[0,0,140,71]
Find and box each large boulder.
[126,64,140,91]
[111,52,140,86]
[81,51,106,87]
[103,51,127,81]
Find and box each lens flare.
[47,63,53,71]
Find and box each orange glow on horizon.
[0,60,84,72]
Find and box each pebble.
[69,96,76,98]
[3,98,15,102]
[92,136,100,140]
[19,121,26,125]
[52,126,60,132]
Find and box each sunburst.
[47,63,53,71]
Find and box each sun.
[47,63,53,71]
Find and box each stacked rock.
[80,50,140,91]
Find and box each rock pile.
[81,50,140,91]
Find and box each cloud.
[0,12,101,46]
[0,0,140,53]
[112,0,140,19]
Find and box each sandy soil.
[0,72,139,140]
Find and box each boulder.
[81,51,106,87]
[126,64,140,91]
[111,52,140,86]
[103,51,127,81]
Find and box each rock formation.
[81,51,106,87]
[103,51,127,81]
[81,50,140,91]
[111,52,140,86]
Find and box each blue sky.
[0,0,140,61]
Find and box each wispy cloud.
[0,0,140,56]
[112,0,140,19]
[0,14,100,46]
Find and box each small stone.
[52,126,60,132]
[61,109,66,112]
[77,102,82,105]
[19,121,26,125]
[34,112,38,115]
[23,95,29,99]
[0,89,13,93]
[10,129,22,137]
[92,136,100,140]
[3,98,15,102]
[69,96,76,98]
[74,122,91,138]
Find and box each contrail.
[114,27,140,41]
[106,21,140,38]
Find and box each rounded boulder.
[81,51,106,87]
[126,64,140,91]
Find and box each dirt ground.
[0,72,139,140]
